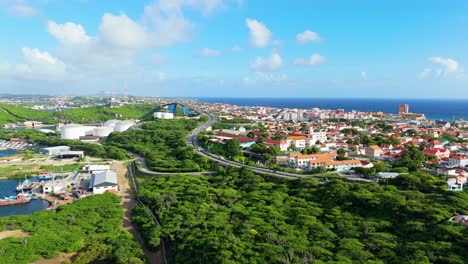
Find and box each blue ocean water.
[197,98,468,121]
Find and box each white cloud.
[418,68,432,80]
[293,53,327,66]
[419,57,463,80]
[194,48,222,57]
[246,18,272,48]
[0,48,66,81]
[361,71,367,80]
[99,13,151,50]
[296,30,321,44]
[48,21,90,45]
[250,51,282,71]
[428,57,460,76]
[5,4,39,17]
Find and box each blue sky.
[0,0,467,98]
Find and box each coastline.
[196,97,468,121]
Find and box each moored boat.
[0,192,32,206]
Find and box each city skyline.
[1,0,468,98]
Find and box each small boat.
[38,174,53,181]
[0,192,32,206]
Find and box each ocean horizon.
[196,97,468,121]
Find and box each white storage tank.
[154,112,174,119]
[83,126,95,136]
[93,126,114,137]
[60,124,85,140]
[114,121,135,132]
[103,119,119,127]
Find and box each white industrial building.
[89,171,118,194]
[83,164,111,174]
[39,146,71,156]
[154,112,174,119]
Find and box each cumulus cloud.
[48,21,90,45]
[250,51,282,71]
[429,57,460,76]
[293,53,327,66]
[246,18,272,48]
[194,48,222,57]
[5,4,39,17]
[0,48,66,80]
[419,57,462,79]
[296,30,321,44]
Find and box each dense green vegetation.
[135,168,468,264]
[0,193,145,264]
[107,119,211,172]
[0,103,157,125]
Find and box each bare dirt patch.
[0,229,29,240]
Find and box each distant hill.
[0,103,158,125]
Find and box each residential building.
[423,148,450,159]
[365,145,383,158]
[449,156,468,167]
[286,135,308,149]
[263,138,288,151]
[309,131,327,145]
[287,153,361,172]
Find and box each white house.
[448,156,468,167]
[90,171,118,194]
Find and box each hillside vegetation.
[0,103,157,125]
[134,168,468,264]
[0,193,145,264]
[107,119,212,172]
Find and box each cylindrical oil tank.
[114,120,135,132]
[103,119,119,127]
[93,126,114,137]
[60,124,85,140]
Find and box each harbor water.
[0,178,49,217]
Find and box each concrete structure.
[154,112,174,119]
[39,146,71,156]
[399,104,409,114]
[365,145,383,159]
[90,171,118,194]
[60,124,86,140]
[93,126,114,137]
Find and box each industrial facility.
[59,120,136,140]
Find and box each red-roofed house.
[423,148,450,159]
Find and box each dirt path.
[112,161,162,264]
[0,229,29,240]
[30,253,76,264]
